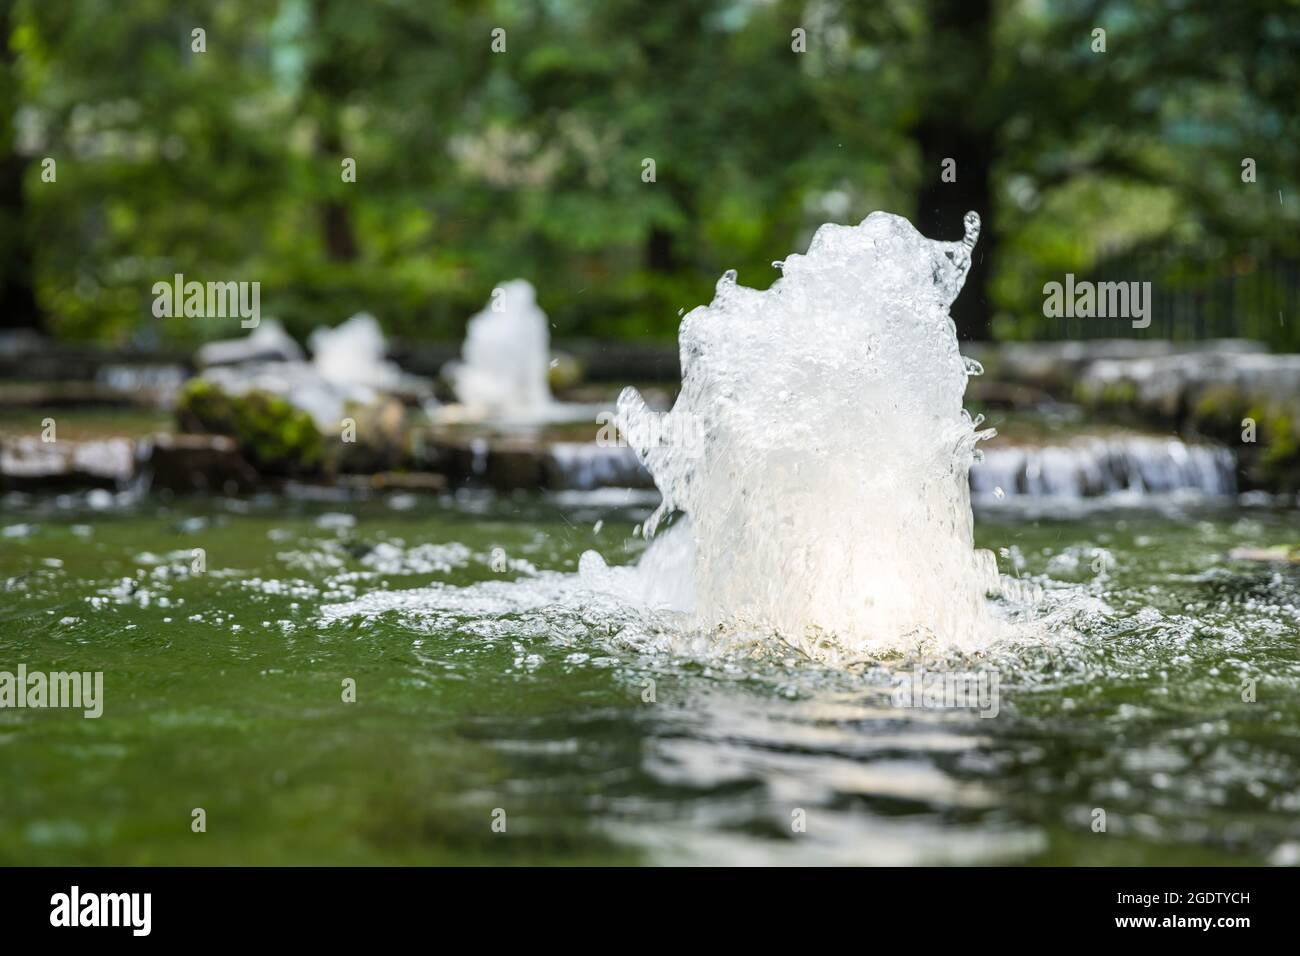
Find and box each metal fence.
[1021,249,1300,350]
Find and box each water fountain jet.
[616,211,1001,656]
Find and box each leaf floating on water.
[1229,545,1300,564]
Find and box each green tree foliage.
[4,0,1299,347]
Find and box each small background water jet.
[309,312,413,395]
[445,279,554,421]
[194,312,431,431]
[437,279,615,435]
[616,211,1002,658]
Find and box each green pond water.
[2,488,1299,865]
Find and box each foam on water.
[615,211,1001,656]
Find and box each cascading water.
[615,211,1002,656]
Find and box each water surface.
[2,489,1298,864]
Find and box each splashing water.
[310,312,410,392]
[615,211,1002,657]
[448,279,553,418]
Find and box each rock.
[177,378,325,475]
[484,438,549,490]
[422,435,529,488]
[1078,351,1300,415]
[976,338,1269,392]
[421,437,486,483]
[335,472,447,493]
[1071,351,1300,491]
[547,351,585,394]
[0,437,135,491]
[964,380,1054,409]
[142,433,259,492]
[334,398,410,473]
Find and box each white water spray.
[615,211,1001,657]
[310,312,409,393]
[449,279,552,418]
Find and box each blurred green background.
[1,0,1297,348]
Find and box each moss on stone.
[177,379,324,475]
[1074,378,1136,410]
[1190,384,1248,433]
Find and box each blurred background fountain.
[444,280,554,422]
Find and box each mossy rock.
[1102,379,1138,407]
[547,351,585,394]
[177,379,324,475]
[1190,384,1249,434]
[334,398,410,473]
[1232,401,1300,491]
[1073,378,1136,410]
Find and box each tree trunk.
[646,226,676,273]
[321,198,358,262]
[914,0,994,341]
[309,0,358,264]
[0,5,41,332]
